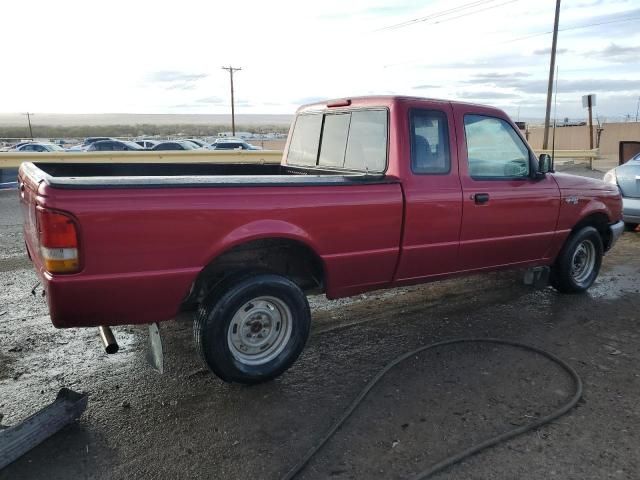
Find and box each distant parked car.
[135,139,160,149]
[65,144,86,152]
[211,139,261,150]
[10,142,32,151]
[182,138,209,148]
[151,141,199,151]
[87,140,144,151]
[604,153,640,230]
[15,142,65,152]
[83,137,113,146]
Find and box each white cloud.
[0,0,638,120]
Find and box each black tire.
[551,226,603,294]
[194,272,311,384]
[624,222,638,232]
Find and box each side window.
[288,114,322,166]
[410,110,450,174]
[464,115,530,178]
[318,113,350,168]
[344,110,387,172]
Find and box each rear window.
[287,109,387,172]
[345,110,387,172]
[288,114,322,166]
[318,114,350,168]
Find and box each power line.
[376,0,503,31]
[424,0,521,27]
[505,14,640,44]
[383,13,640,68]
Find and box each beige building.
[527,122,640,171]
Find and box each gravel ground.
[1,165,639,479]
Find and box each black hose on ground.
[282,338,583,480]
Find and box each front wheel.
[551,226,603,293]
[194,273,311,384]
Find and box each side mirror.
[538,153,553,174]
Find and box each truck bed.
[19,160,404,327]
[24,162,391,189]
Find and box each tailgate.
[616,163,640,198]
[18,164,43,264]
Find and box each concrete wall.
[527,122,640,170]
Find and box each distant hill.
[0,113,294,127]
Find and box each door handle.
[473,193,490,204]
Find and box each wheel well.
[572,212,611,250]
[186,238,325,307]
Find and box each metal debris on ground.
[0,388,88,470]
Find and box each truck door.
[394,103,463,282]
[454,106,560,270]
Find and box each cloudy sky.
[1,0,638,120]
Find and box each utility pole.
[582,94,596,151]
[22,112,34,139]
[542,0,561,150]
[221,66,242,136]
[587,95,594,149]
[635,96,639,122]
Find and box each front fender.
[545,191,621,260]
[557,190,621,233]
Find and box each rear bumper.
[608,220,625,251]
[622,196,640,224]
[42,268,199,328]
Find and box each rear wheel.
[551,226,603,293]
[194,273,311,384]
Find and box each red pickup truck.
[19,96,623,384]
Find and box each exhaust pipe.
[98,326,119,354]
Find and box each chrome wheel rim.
[227,296,292,366]
[571,239,596,284]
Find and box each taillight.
[36,208,80,274]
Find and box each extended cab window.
[410,110,450,174]
[287,109,387,172]
[464,115,530,179]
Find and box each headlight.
[603,169,617,185]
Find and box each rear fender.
[205,220,321,264]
